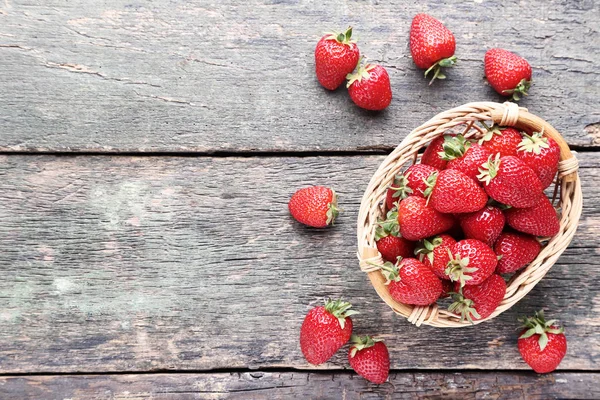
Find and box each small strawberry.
[375,209,415,263]
[289,186,339,228]
[441,135,492,181]
[449,274,506,322]
[479,125,523,157]
[382,257,443,306]
[518,311,567,373]
[348,335,390,384]
[477,154,543,208]
[347,61,392,111]
[415,234,456,280]
[485,48,532,101]
[429,169,488,214]
[410,14,457,84]
[397,196,455,241]
[446,239,497,287]
[517,131,561,189]
[495,232,541,274]
[505,196,560,237]
[459,206,505,247]
[300,299,358,365]
[386,164,439,210]
[314,27,360,90]
[422,136,449,170]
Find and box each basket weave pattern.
[357,102,582,328]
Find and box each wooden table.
[1,1,598,398]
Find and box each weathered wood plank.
[0,153,598,373]
[1,371,599,400]
[0,0,598,152]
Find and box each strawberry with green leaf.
[375,208,415,263]
[348,335,390,384]
[289,186,340,228]
[441,135,492,181]
[315,27,360,90]
[422,136,450,170]
[449,274,506,322]
[446,239,497,287]
[381,257,443,306]
[385,164,439,210]
[518,311,567,373]
[415,234,456,280]
[517,131,560,189]
[479,125,523,157]
[347,60,392,111]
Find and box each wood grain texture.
[0,153,598,373]
[2,371,600,400]
[0,0,598,152]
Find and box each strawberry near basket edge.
[356,101,583,328]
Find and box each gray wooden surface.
[0,0,598,152]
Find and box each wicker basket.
[357,102,582,327]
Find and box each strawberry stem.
[449,291,481,323]
[424,56,457,85]
[346,57,376,87]
[502,78,531,102]
[518,310,564,351]
[324,298,359,330]
[326,190,340,225]
[349,334,383,358]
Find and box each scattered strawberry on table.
[518,310,567,373]
[346,60,392,111]
[410,13,457,84]
[485,48,532,101]
[348,335,390,384]
[289,186,339,228]
[315,27,360,90]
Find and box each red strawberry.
[386,164,439,209]
[459,206,505,247]
[347,62,392,110]
[505,196,560,237]
[415,234,456,280]
[440,279,454,299]
[518,311,567,373]
[314,27,360,90]
[382,258,443,306]
[517,132,561,189]
[430,169,488,214]
[409,14,457,84]
[442,136,492,181]
[449,274,506,322]
[348,335,390,384]
[446,239,497,287]
[289,186,339,228]
[300,299,358,365]
[397,196,454,241]
[422,136,449,170]
[477,155,543,208]
[375,209,415,263]
[479,125,523,157]
[485,48,532,101]
[495,232,541,274]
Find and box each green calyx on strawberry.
[324,298,360,330]
[375,208,400,239]
[519,310,564,351]
[390,173,413,201]
[503,78,531,102]
[415,236,443,264]
[448,290,481,323]
[438,134,470,161]
[478,122,503,145]
[379,260,401,284]
[349,334,383,358]
[424,55,457,85]
[477,153,501,185]
[422,171,438,200]
[346,57,375,87]
[324,26,356,45]
[518,131,550,155]
[445,250,477,287]
[326,190,340,225]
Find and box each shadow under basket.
[356,101,582,328]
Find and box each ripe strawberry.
[449,274,506,322]
[415,234,456,280]
[314,27,360,90]
[505,196,560,237]
[346,61,392,110]
[410,14,457,84]
[459,206,505,247]
[397,196,454,241]
[375,209,415,263]
[289,186,339,228]
[518,311,567,373]
[386,164,439,210]
[477,154,543,208]
[517,132,561,189]
[348,335,390,384]
[446,239,497,287]
[479,125,523,157]
[440,279,454,299]
[430,169,488,214]
[485,48,532,101]
[382,257,443,306]
[441,136,492,181]
[300,299,358,365]
[495,232,541,274]
[422,136,449,170]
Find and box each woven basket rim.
[356,101,582,328]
